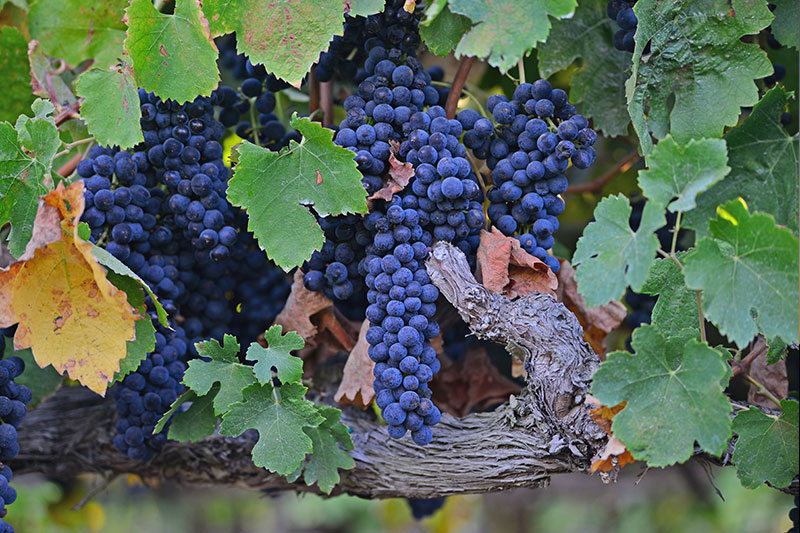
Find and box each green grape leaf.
[450,0,576,72]
[573,194,665,306]
[420,3,473,57]
[766,337,788,365]
[536,0,631,137]
[640,254,699,340]
[731,399,799,489]
[683,199,800,347]
[0,100,60,258]
[245,325,304,385]
[346,0,384,17]
[219,382,325,476]
[27,41,78,112]
[686,87,799,238]
[184,335,257,415]
[2,343,62,408]
[301,405,354,494]
[770,0,798,49]
[169,386,220,442]
[0,27,36,124]
[638,136,730,212]
[124,0,219,103]
[627,0,773,154]
[92,243,168,327]
[155,389,196,434]
[227,114,368,270]
[591,325,733,467]
[29,0,127,69]
[203,0,343,87]
[0,1,29,11]
[75,65,144,150]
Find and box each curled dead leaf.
[586,394,635,473]
[556,260,626,358]
[334,320,376,408]
[368,151,414,202]
[477,227,557,298]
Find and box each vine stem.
[432,81,489,118]
[695,290,707,343]
[565,150,640,194]
[670,211,682,255]
[744,374,782,407]
[320,80,334,127]
[249,97,260,146]
[445,56,476,119]
[518,58,526,85]
[309,66,320,121]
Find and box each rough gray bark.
[13,243,607,497]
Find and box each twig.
[732,336,768,377]
[309,66,320,121]
[248,97,260,146]
[744,374,782,407]
[56,153,82,178]
[54,102,81,127]
[565,150,640,194]
[518,58,526,85]
[670,211,682,255]
[445,56,476,119]
[72,474,118,510]
[320,80,334,127]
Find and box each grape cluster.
[112,317,189,461]
[460,79,597,274]
[302,215,371,304]
[363,198,442,446]
[607,1,638,52]
[0,328,31,533]
[315,0,424,83]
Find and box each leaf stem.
[695,290,707,343]
[670,211,682,255]
[249,98,260,146]
[518,58,526,85]
[744,374,782,407]
[63,137,95,150]
[565,150,640,194]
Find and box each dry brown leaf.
[368,152,414,201]
[274,270,334,344]
[556,260,626,358]
[0,181,139,396]
[430,348,522,417]
[585,395,635,473]
[747,353,788,410]
[477,227,557,298]
[335,320,376,408]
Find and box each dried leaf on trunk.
[334,320,375,408]
[477,227,557,298]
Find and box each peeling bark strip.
[425,242,604,445]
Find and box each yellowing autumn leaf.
[0,181,139,395]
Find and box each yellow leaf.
[0,181,139,396]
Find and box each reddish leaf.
[586,395,635,473]
[274,270,334,344]
[368,151,414,201]
[556,260,626,358]
[430,348,521,417]
[747,351,788,409]
[477,227,557,298]
[334,320,376,408]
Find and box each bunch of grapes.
[0,328,31,533]
[460,79,598,274]
[607,1,638,52]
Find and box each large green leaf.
[770,0,798,49]
[301,405,354,494]
[536,0,631,137]
[0,100,59,258]
[29,0,127,69]
[684,199,799,347]
[686,88,799,237]
[75,65,143,150]
[640,254,699,340]
[638,136,730,212]
[168,387,220,442]
[183,335,257,415]
[227,114,367,270]
[0,27,36,124]
[124,0,219,103]
[627,0,773,154]
[731,400,799,489]
[346,0,384,17]
[219,382,324,476]
[450,0,576,73]
[245,325,304,385]
[572,194,665,306]
[203,0,344,87]
[420,2,473,57]
[591,325,732,467]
